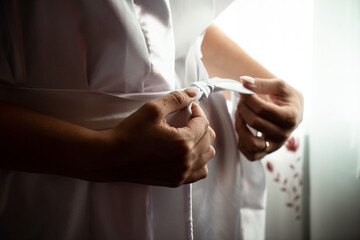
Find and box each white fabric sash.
[0,78,253,130]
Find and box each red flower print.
[274,173,280,182]
[265,140,303,220]
[285,137,299,152]
[286,202,294,207]
[266,161,274,172]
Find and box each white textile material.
[0,0,266,239]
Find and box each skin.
[201,25,303,160]
[0,89,215,187]
[0,24,303,186]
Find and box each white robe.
[0,0,266,239]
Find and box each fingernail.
[184,87,199,98]
[240,76,255,84]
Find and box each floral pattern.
[265,136,302,220]
[285,136,300,152]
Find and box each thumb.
[152,88,199,117]
[242,77,286,96]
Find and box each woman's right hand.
[92,89,216,187]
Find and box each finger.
[235,111,269,161]
[175,129,215,184]
[184,165,209,184]
[241,77,289,96]
[149,89,199,118]
[192,125,216,155]
[237,100,290,143]
[179,102,210,146]
[263,140,283,156]
[240,94,297,129]
[191,135,216,171]
[161,144,213,185]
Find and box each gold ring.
[265,140,270,152]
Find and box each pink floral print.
[266,136,302,220]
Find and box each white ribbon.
[0,78,253,130]
[192,77,254,100]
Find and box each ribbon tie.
[167,78,254,128]
[192,77,254,101]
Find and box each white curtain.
[215,0,360,239]
[310,0,360,239]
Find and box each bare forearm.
[0,101,111,179]
[201,24,275,79]
[0,89,215,186]
[201,26,304,161]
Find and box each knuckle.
[169,91,187,106]
[210,146,216,158]
[285,115,297,129]
[171,172,187,188]
[249,118,262,129]
[182,130,195,142]
[142,101,162,117]
[181,157,192,171]
[243,151,257,161]
[199,167,209,179]
[275,79,287,93]
[258,106,270,117]
[247,138,261,153]
[274,131,290,144]
[200,118,210,132]
[205,118,210,128]
[208,127,216,141]
[238,140,258,159]
[178,140,192,155]
[247,146,258,155]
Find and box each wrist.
[74,129,114,181]
[77,128,129,182]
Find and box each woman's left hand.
[235,77,303,160]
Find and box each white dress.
[0,0,266,239]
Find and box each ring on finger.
[264,140,270,153]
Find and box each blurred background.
[215,0,360,239]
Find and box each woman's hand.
[94,89,216,187]
[0,89,215,187]
[235,78,303,160]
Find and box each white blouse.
[0,0,266,239]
